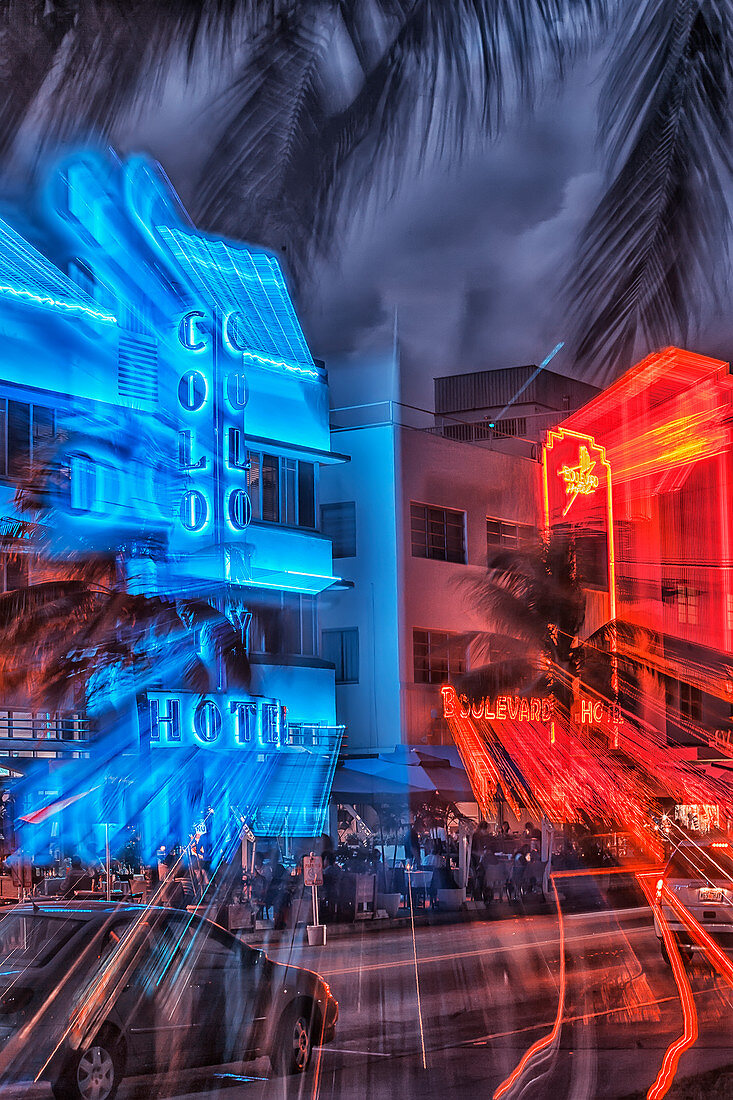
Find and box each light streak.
[406,865,428,1070]
[637,873,698,1100]
[0,283,117,324]
[492,877,566,1100]
[240,350,320,379]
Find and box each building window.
[298,461,315,528]
[0,553,28,592]
[410,503,466,563]
[486,516,536,551]
[69,453,98,512]
[67,454,117,515]
[677,584,699,625]
[322,628,359,683]
[246,450,316,529]
[0,399,56,480]
[262,453,280,522]
[321,502,356,558]
[680,681,702,721]
[413,629,466,684]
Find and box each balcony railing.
[0,710,90,746]
[285,723,344,750]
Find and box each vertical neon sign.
[176,312,253,545]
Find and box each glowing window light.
[0,217,117,325]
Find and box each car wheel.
[52,1027,124,1100]
[271,1001,316,1076]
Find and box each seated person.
[61,856,93,898]
[321,851,344,920]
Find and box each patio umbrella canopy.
[330,763,414,798]
[332,746,480,803]
[377,746,477,802]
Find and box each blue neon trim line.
[156,226,317,378]
[240,350,319,379]
[0,283,117,324]
[0,215,117,325]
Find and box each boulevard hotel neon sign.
[441,685,553,722]
[441,685,618,727]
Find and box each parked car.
[0,900,338,1100]
[653,835,733,963]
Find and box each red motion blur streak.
[492,878,566,1100]
[637,873,698,1100]
[450,713,518,818]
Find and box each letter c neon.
[178,311,207,351]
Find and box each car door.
[184,919,266,1065]
[111,914,197,1073]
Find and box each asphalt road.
[9,898,733,1099]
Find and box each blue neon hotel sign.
[147,691,287,751]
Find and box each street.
[12,896,732,1100]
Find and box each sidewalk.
[244,891,648,947]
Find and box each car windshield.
[666,844,733,885]
[0,913,83,968]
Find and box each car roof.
[9,901,196,920]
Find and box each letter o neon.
[180,489,208,531]
[194,700,221,743]
[178,370,207,411]
[228,488,252,530]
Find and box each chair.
[525,860,548,898]
[485,871,509,903]
[508,860,525,901]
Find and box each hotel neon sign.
[441,685,553,722]
[441,685,619,728]
[559,444,600,517]
[542,426,616,622]
[147,691,287,751]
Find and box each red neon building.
[551,347,733,772]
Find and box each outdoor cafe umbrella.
[331,759,434,798]
[377,746,477,802]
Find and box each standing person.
[405,825,422,868]
[423,840,446,905]
[250,853,269,917]
[321,850,344,921]
[60,855,93,898]
[471,819,491,865]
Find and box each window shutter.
[118,332,158,402]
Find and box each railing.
[330,401,543,460]
[285,723,345,749]
[0,710,90,744]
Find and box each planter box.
[376,892,401,919]
[307,924,327,946]
[437,888,465,911]
[227,903,255,932]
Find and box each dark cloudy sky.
[106,42,730,412]
[303,62,603,410]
